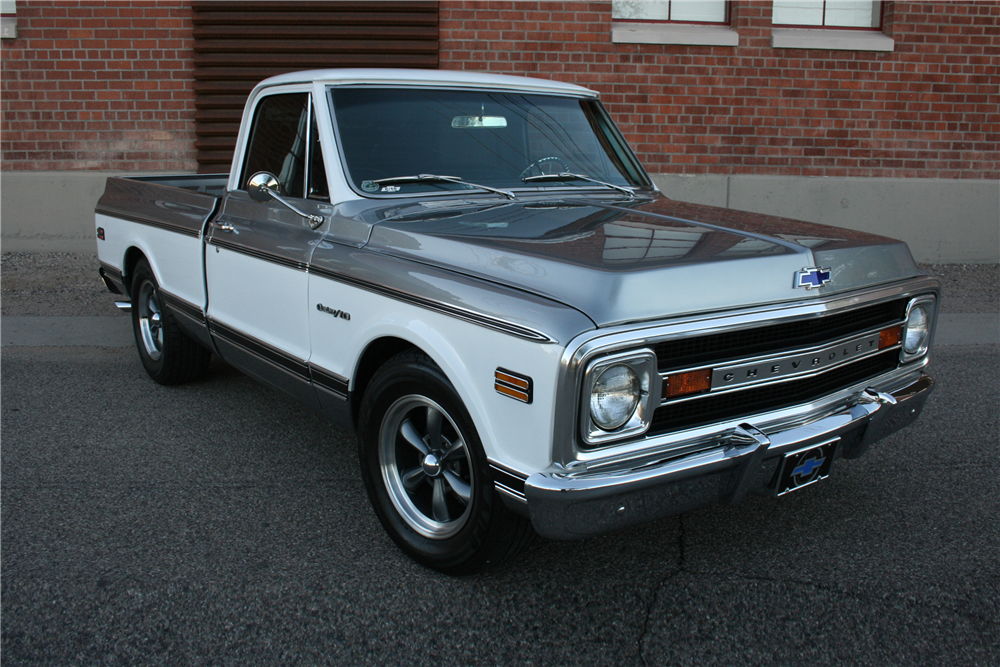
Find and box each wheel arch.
[122,245,150,293]
[350,336,420,427]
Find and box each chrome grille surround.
[554,276,940,470]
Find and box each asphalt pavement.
[2,339,998,665]
[2,254,998,665]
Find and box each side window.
[241,93,309,198]
[308,111,329,201]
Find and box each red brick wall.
[0,0,196,172]
[439,1,999,179]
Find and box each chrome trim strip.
[658,345,899,407]
[96,207,202,238]
[311,365,349,399]
[209,319,310,380]
[654,318,903,380]
[208,237,309,273]
[489,461,528,500]
[209,319,350,399]
[161,290,205,324]
[552,276,940,466]
[706,330,885,391]
[308,264,555,343]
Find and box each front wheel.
[130,259,211,385]
[358,351,534,574]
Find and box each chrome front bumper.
[525,372,934,540]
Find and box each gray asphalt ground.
[3,254,999,665]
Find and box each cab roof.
[255,68,599,98]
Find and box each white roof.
[255,68,598,97]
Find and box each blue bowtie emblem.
[795,267,832,290]
[792,456,824,477]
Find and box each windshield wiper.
[522,172,635,198]
[372,174,516,200]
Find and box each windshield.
[330,87,650,197]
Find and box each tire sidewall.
[130,261,166,378]
[358,354,498,571]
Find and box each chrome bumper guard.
[525,372,934,541]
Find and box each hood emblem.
[794,267,832,290]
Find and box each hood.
[349,194,921,327]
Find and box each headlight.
[904,306,929,354]
[580,350,658,446]
[901,297,935,362]
[590,364,640,431]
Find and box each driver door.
[205,91,330,408]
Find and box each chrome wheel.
[137,279,163,361]
[379,395,474,539]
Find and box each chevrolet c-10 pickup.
[96,69,938,573]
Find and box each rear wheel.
[358,350,534,574]
[130,259,211,385]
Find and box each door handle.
[217,222,238,234]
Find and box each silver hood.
[354,194,922,327]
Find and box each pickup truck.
[96,69,938,574]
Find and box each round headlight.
[590,364,640,431]
[904,305,929,355]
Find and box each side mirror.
[245,171,324,229]
[247,171,280,203]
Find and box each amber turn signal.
[664,368,712,399]
[879,325,902,350]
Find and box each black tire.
[358,350,535,574]
[130,259,211,385]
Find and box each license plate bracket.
[775,439,838,496]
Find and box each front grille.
[648,348,899,435]
[653,298,907,371]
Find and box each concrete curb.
[2,314,997,348]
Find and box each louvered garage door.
[192,1,439,173]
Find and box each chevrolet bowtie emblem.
[794,267,832,290]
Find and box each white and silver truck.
[96,69,938,573]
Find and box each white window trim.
[1,0,16,39]
[612,22,739,47]
[771,28,894,52]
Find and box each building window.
[772,0,882,30]
[611,0,738,46]
[771,0,893,51]
[1,0,17,39]
[612,0,728,25]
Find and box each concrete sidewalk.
[2,313,997,347]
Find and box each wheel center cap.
[421,452,442,477]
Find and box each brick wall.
[0,0,196,172]
[3,1,995,179]
[439,1,999,179]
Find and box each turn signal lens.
[879,325,902,350]
[664,369,712,399]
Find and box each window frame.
[326,85,652,201]
[611,0,730,26]
[610,0,738,46]
[771,0,884,32]
[239,91,328,202]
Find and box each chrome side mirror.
[247,171,280,203]
[246,171,324,229]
